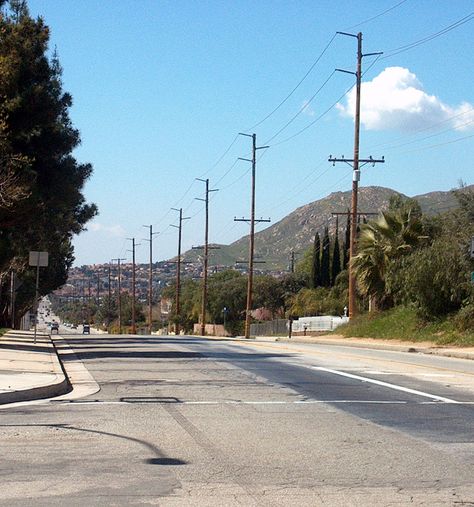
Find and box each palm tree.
[351,203,424,311]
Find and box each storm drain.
[119,396,181,404]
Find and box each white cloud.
[337,66,474,132]
[88,222,126,237]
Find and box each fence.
[292,316,349,333]
[250,319,288,337]
[250,316,349,336]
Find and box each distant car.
[82,324,90,334]
[71,324,77,329]
[51,322,59,334]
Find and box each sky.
[27,0,474,267]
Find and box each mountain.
[180,184,472,270]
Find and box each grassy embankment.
[336,306,474,347]
[0,328,8,337]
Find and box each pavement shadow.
[0,342,53,354]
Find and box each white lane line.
[314,367,460,404]
[47,399,474,406]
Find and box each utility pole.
[195,178,219,336]
[88,278,92,324]
[111,258,126,334]
[10,271,16,329]
[328,31,384,319]
[96,272,101,306]
[170,208,190,335]
[108,265,112,327]
[234,133,270,339]
[127,238,140,334]
[143,225,159,335]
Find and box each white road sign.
[29,251,49,267]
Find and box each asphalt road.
[1,332,474,506]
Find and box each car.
[71,324,77,329]
[51,322,59,334]
[82,324,90,334]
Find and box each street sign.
[29,251,49,267]
[471,272,474,285]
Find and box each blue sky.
[27,0,474,266]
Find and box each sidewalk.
[0,330,70,405]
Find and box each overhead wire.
[264,70,336,145]
[366,107,474,151]
[344,0,409,30]
[245,33,337,131]
[381,12,474,59]
[267,54,382,148]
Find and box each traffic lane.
[59,334,474,447]
[2,335,474,506]
[171,337,474,446]
[237,339,474,396]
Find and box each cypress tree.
[343,210,351,270]
[320,227,331,287]
[331,217,341,285]
[310,233,321,288]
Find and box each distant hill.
[180,184,472,270]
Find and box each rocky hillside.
[181,184,471,270]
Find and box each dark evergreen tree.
[343,210,351,270]
[0,2,97,325]
[320,227,331,287]
[331,218,341,285]
[310,233,321,288]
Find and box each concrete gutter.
[0,330,71,405]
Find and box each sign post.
[29,251,49,343]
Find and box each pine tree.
[0,2,97,326]
[310,233,321,288]
[331,217,341,285]
[320,227,331,287]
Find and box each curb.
[0,331,72,405]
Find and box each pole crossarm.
[328,156,385,169]
[234,217,271,224]
[331,211,378,216]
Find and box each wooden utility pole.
[234,133,270,339]
[195,178,219,336]
[96,272,101,306]
[143,225,159,335]
[329,31,384,319]
[171,208,190,335]
[111,258,126,334]
[127,238,140,334]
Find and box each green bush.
[386,238,471,319]
[454,303,474,332]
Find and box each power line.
[264,70,336,145]
[382,12,474,59]
[268,54,382,148]
[397,132,474,154]
[366,107,474,151]
[344,0,409,30]
[246,33,337,131]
